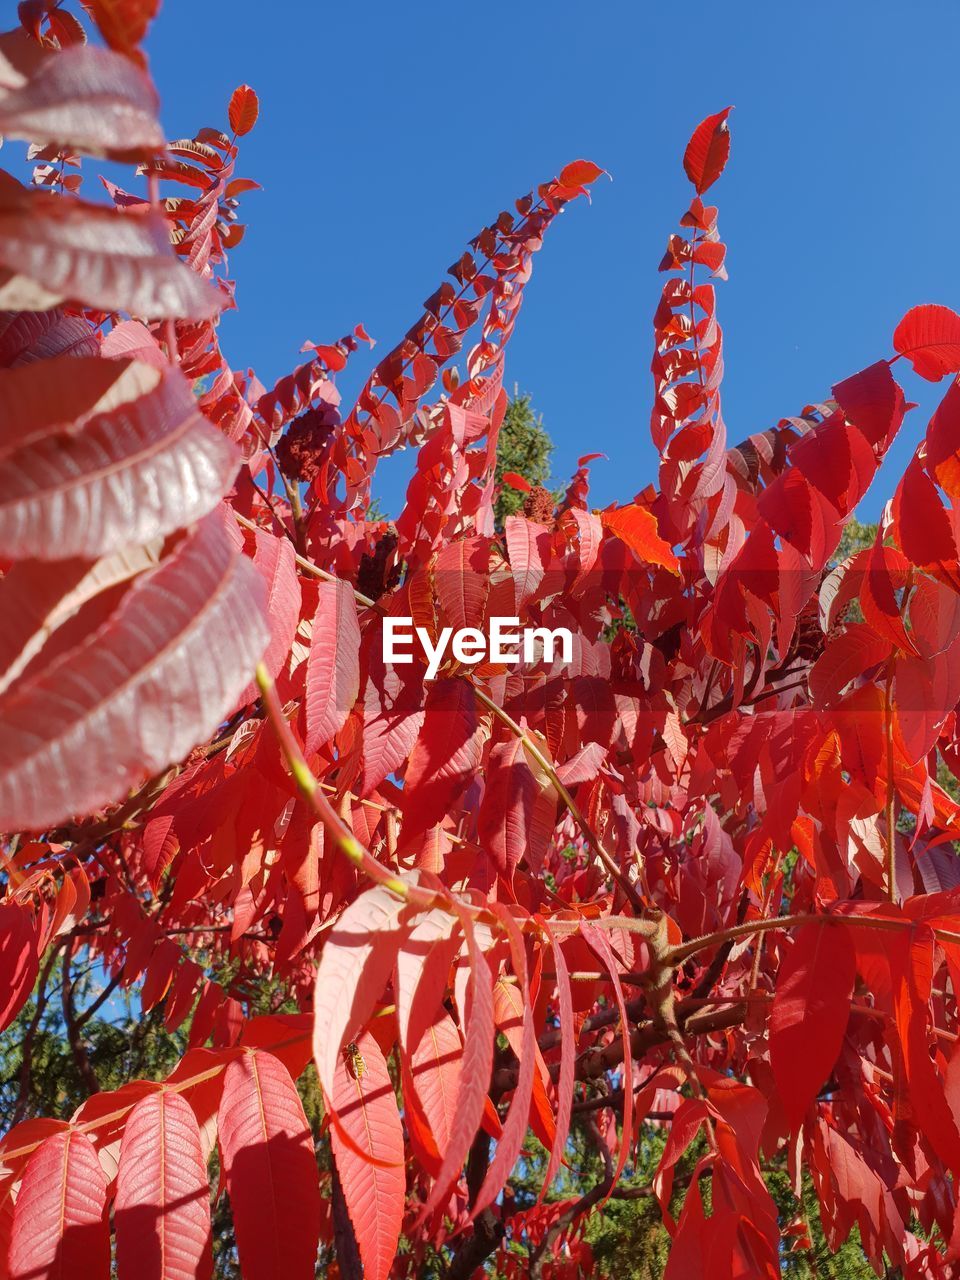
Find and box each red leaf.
[401,679,485,839]
[0,171,218,319]
[757,469,815,557]
[217,1050,322,1280]
[538,926,574,1200]
[790,419,876,515]
[491,975,556,1157]
[401,1009,462,1172]
[910,575,960,659]
[0,307,98,366]
[361,644,425,795]
[238,1014,314,1081]
[579,922,634,1190]
[432,537,491,632]
[395,907,461,1075]
[891,923,960,1174]
[0,37,163,159]
[601,503,680,573]
[46,10,87,47]
[809,624,891,709]
[896,650,960,765]
[501,471,532,493]
[927,377,960,499]
[478,735,540,881]
[833,359,906,448]
[100,319,167,366]
[224,177,262,198]
[472,906,536,1216]
[228,85,259,137]
[0,512,269,831]
[115,1090,212,1280]
[304,579,360,756]
[770,922,855,1129]
[329,1030,405,1280]
[682,107,733,194]
[558,159,605,189]
[394,908,465,1173]
[8,1129,110,1280]
[504,515,553,611]
[415,904,494,1224]
[237,528,300,703]
[89,0,160,56]
[893,304,960,381]
[896,459,957,568]
[313,878,415,1126]
[0,359,240,558]
[0,1117,68,1200]
[862,540,918,656]
[0,903,38,1031]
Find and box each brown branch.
[12,943,62,1125]
[442,1117,505,1279]
[74,968,124,1031]
[666,908,960,967]
[494,994,747,1097]
[331,1165,362,1280]
[61,948,100,1096]
[691,889,749,999]
[530,1117,613,1280]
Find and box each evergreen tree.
[494,390,554,525]
[835,515,879,562]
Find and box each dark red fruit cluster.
[522,485,555,524]
[357,531,401,602]
[274,403,338,483]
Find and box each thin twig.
[470,681,647,915]
[884,658,898,903]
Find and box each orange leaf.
[602,503,680,573]
[559,159,606,188]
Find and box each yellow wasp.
[343,1041,366,1081]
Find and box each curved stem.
[667,908,960,966]
[235,512,378,608]
[469,681,647,915]
[256,664,438,911]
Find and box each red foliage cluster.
[5,7,960,1280]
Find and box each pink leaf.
[0,512,268,830]
[217,1050,321,1280]
[304,579,360,756]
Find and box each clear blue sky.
[144,1,960,520]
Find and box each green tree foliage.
[488,1120,879,1279]
[835,516,878,563]
[494,390,554,525]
